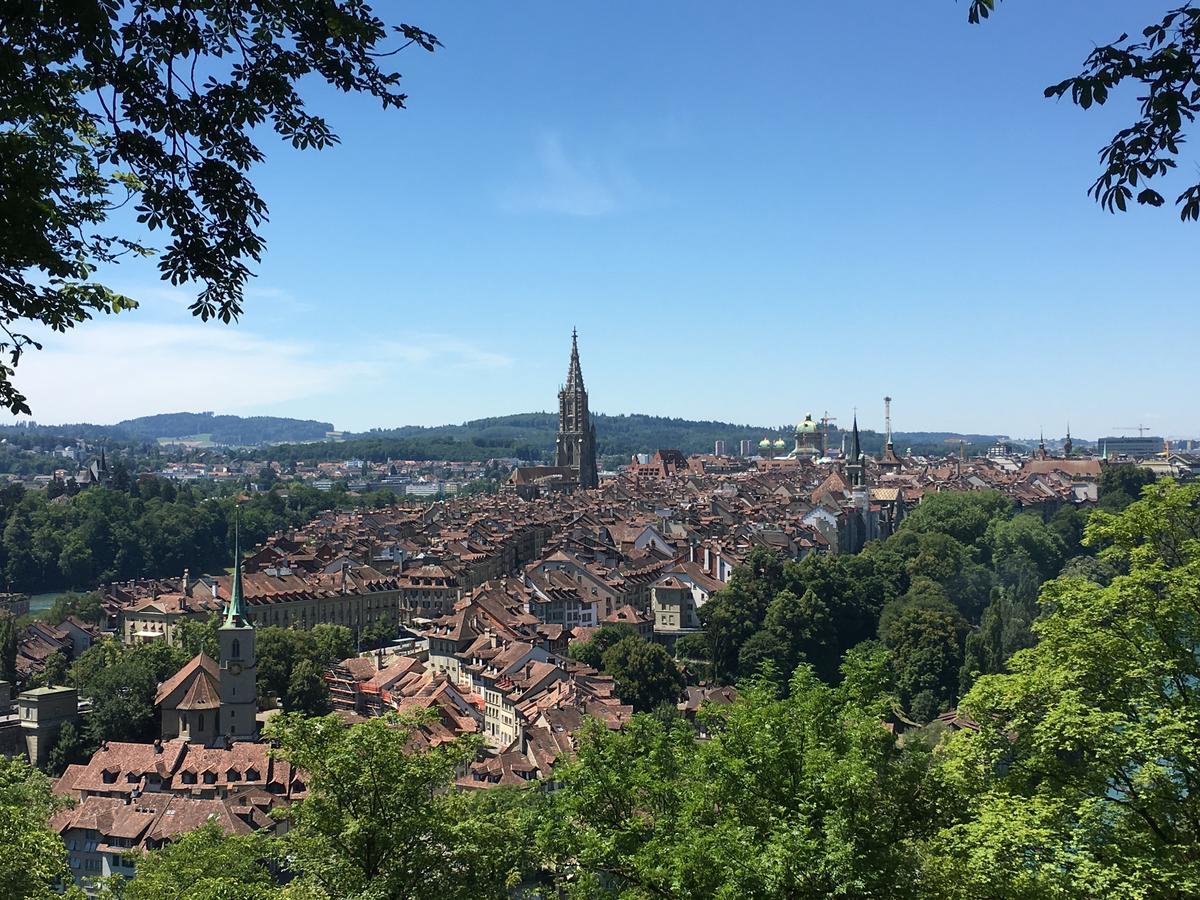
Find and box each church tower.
[555,329,598,489]
[879,395,902,473]
[218,526,257,741]
[846,414,866,488]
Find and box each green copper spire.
[223,512,251,628]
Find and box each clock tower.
[218,528,258,741]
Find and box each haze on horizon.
[17,1,1198,440]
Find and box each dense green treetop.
[97,821,280,900]
[0,757,81,899]
[263,711,531,899]
[541,648,949,898]
[932,480,1200,897]
[600,635,685,713]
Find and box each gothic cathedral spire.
[846,414,866,488]
[555,329,598,489]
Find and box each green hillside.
[0,412,334,447]
[261,412,1001,464]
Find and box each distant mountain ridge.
[1,410,1002,458]
[2,412,333,446]
[269,412,1000,464]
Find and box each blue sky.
[21,1,1199,440]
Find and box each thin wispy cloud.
[498,132,641,217]
[386,335,513,370]
[115,281,315,320]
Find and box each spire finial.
[565,328,584,389]
[224,505,250,628]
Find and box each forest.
[0,412,334,446]
[268,411,1002,466]
[673,464,1155,722]
[0,474,401,595]
[5,473,1195,898]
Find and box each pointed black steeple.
[846,413,866,489]
[566,327,584,392]
[555,329,598,489]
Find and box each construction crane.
[1112,424,1152,436]
[819,411,837,457]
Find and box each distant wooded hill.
[266,413,1001,464]
[0,411,1001,461]
[1,412,333,447]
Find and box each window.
[231,639,241,658]
[197,713,204,731]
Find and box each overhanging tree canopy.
[0,1,438,414]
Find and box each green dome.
[796,415,819,434]
[758,437,773,449]
[772,438,787,448]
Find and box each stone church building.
[155,539,258,744]
[509,329,600,497]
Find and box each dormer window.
[246,768,260,781]
[181,771,197,785]
[203,771,217,785]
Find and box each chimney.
[181,568,189,594]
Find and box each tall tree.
[568,623,639,669]
[880,601,969,721]
[264,711,528,899]
[103,821,278,900]
[542,649,949,898]
[600,635,685,713]
[73,640,186,744]
[0,1,439,414]
[0,611,17,683]
[285,658,330,717]
[0,757,81,899]
[932,480,1200,897]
